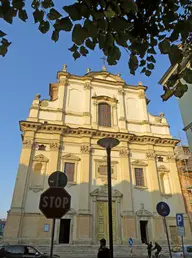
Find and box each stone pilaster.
[138,89,150,132]
[118,88,127,131]
[146,151,161,213]
[112,103,119,131]
[83,81,91,126]
[48,140,61,176]
[92,101,98,129]
[56,78,69,121]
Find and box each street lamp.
[97,137,120,258]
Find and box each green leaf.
[145,70,152,76]
[54,17,73,32]
[122,0,138,13]
[47,8,61,20]
[147,47,157,54]
[111,17,133,31]
[85,39,96,50]
[92,10,104,20]
[12,0,25,10]
[106,33,114,47]
[147,63,155,70]
[33,9,44,23]
[115,33,128,47]
[139,60,146,67]
[183,68,192,84]
[147,55,156,63]
[151,38,157,46]
[84,19,98,38]
[73,50,80,60]
[104,7,116,19]
[63,4,81,21]
[31,0,40,9]
[80,46,89,56]
[38,20,50,34]
[129,54,138,75]
[159,39,171,54]
[158,34,166,40]
[97,19,108,31]
[0,30,6,37]
[99,34,107,49]
[69,44,78,52]
[108,46,121,61]
[18,9,28,22]
[110,2,121,15]
[72,24,87,45]
[41,0,54,9]
[51,30,59,42]
[0,38,11,56]
[107,56,117,65]
[168,45,183,65]
[80,3,90,18]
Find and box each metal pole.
[181,236,185,258]
[163,217,172,258]
[106,147,113,258]
[50,218,56,258]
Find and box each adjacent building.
[3,66,192,245]
[159,59,192,152]
[0,220,6,238]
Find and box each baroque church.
[4,65,192,245]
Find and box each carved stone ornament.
[155,117,162,123]
[40,100,49,107]
[50,142,61,151]
[118,88,125,95]
[119,148,129,157]
[90,184,122,198]
[84,82,91,90]
[33,154,49,163]
[80,144,91,154]
[35,94,41,100]
[146,151,156,160]
[29,187,43,193]
[138,91,145,99]
[167,153,176,161]
[62,153,80,161]
[136,203,153,217]
[23,139,34,149]
[157,165,169,172]
[131,160,147,166]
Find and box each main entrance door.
[59,219,71,244]
[140,220,148,243]
[96,201,116,242]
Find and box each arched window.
[31,163,43,186]
[98,103,111,127]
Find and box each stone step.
[38,245,170,257]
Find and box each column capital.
[84,82,92,90]
[146,151,156,160]
[22,138,35,149]
[118,88,125,95]
[80,144,91,154]
[166,153,176,161]
[50,141,61,151]
[119,148,129,157]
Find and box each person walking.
[97,238,110,258]
[145,241,153,258]
[152,242,162,258]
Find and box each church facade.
[4,66,192,245]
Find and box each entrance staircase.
[38,245,170,257]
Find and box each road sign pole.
[50,218,56,258]
[181,236,185,258]
[163,217,172,258]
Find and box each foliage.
[0,0,192,100]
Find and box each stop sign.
[39,188,71,219]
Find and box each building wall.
[3,68,192,245]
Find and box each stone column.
[4,133,35,241]
[112,103,119,131]
[92,100,98,129]
[77,142,92,244]
[118,88,127,132]
[56,78,69,121]
[83,82,91,126]
[138,89,151,132]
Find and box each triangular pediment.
[33,154,49,163]
[62,153,80,161]
[86,71,125,83]
[136,204,153,217]
[157,165,169,172]
[131,160,147,166]
[90,185,122,197]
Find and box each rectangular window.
[64,162,75,182]
[135,168,145,187]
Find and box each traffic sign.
[128,238,133,246]
[177,226,185,236]
[176,214,184,227]
[156,202,170,217]
[48,171,68,188]
[39,187,71,219]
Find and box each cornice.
[19,121,179,146]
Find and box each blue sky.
[0,10,188,218]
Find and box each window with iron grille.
[98,103,111,127]
[64,162,75,182]
[135,168,145,186]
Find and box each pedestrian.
[152,242,162,258]
[145,241,153,258]
[97,238,110,258]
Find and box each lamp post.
[97,137,120,258]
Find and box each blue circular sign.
[156,202,170,217]
[128,238,133,246]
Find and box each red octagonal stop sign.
[39,187,71,219]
